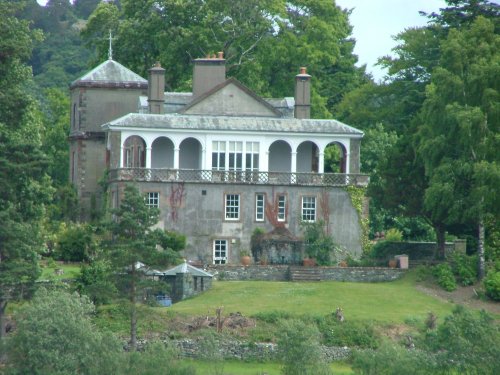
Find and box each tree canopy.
[0,0,50,338]
[82,0,367,117]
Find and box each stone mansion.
[68,53,368,265]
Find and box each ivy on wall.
[346,186,371,254]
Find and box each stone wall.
[170,338,351,362]
[319,267,405,282]
[207,264,290,281]
[207,264,406,282]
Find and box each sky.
[36,0,449,80]
[335,0,448,80]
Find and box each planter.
[338,261,348,268]
[303,258,316,267]
[241,255,251,266]
[388,259,397,268]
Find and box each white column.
[120,146,124,168]
[345,153,350,174]
[174,148,180,169]
[291,152,297,173]
[146,147,152,169]
[201,148,206,170]
[262,150,270,172]
[318,152,325,173]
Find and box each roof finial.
[108,29,113,60]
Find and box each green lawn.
[185,359,353,375]
[39,262,81,281]
[170,271,455,324]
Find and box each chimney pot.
[218,51,224,59]
[300,67,307,74]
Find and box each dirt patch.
[415,282,500,316]
[166,312,256,337]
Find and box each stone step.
[289,266,322,282]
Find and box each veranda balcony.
[108,168,369,187]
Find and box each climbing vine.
[346,186,371,254]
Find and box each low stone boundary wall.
[172,338,351,361]
[207,265,405,282]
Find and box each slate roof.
[104,113,364,136]
[138,93,294,117]
[71,59,147,88]
[161,261,213,277]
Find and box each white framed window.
[228,141,243,171]
[245,142,259,171]
[255,193,265,221]
[225,194,240,220]
[213,239,228,264]
[212,141,226,170]
[302,196,316,222]
[146,192,159,208]
[277,194,286,222]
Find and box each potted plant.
[388,258,397,268]
[303,257,316,267]
[240,250,252,266]
[259,254,268,266]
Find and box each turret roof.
[71,59,147,88]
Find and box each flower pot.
[241,255,251,266]
[388,259,397,268]
[303,258,316,267]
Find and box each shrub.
[352,343,438,375]
[384,228,403,242]
[55,223,96,262]
[433,263,457,292]
[277,319,332,375]
[317,314,380,349]
[484,270,500,301]
[76,259,117,305]
[450,254,477,286]
[301,220,337,265]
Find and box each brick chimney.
[148,62,165,114]
[294,67,311,119]
[192,52,226,98]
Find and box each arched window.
[123,136,146,168]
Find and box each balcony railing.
[108,168,369,187]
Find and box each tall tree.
[355,0,499,249]
[0,0,50,339]
[83,0,366,116]
[417,16,500,277]
[106,185,183,349]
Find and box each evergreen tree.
[105,185,183,349]
[0,0,51,338]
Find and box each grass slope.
[171,272,455,323]
[188,359,354,374]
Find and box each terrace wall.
[207,265,406,282]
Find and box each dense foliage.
[82,0,367,117]
[0,0,49,338]
[4,288,196,375]
[353,306,500,375]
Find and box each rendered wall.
[109,181,363,264]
